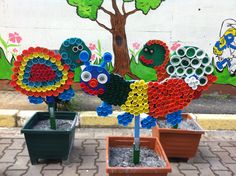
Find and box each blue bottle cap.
[69,38,76,44]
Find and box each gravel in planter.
[109,147,166,167]
[157,118,201,130]
[32,119,73,130]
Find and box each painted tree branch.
[125,9,138,17]
[95,20,112,33]
[127,71,140,80]
[100,7,114,16]
[122,2,126,14]
[111,0,121,15]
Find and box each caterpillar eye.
[144,48,148,52]
[97,73,108,84]
[81,71,92,82]
[78,45,83,51]
[150,49,154,54]
[72,46,79,52]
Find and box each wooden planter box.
[152,113,204,159]
[21,112,78,165]
[106,136,171,176]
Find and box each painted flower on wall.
[89,43,96,51]
[132,42,141,50]
[129,42,141,60]
[171,42,181,51]
[12,48,18,53]
[0,32,22,79]
[91,53,96,61]
[0,32,22,61]
[8,32,22,44]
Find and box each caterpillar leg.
[141,116,157,129]
[96,102,113,117]
[117,112,134,127]
[166,110,182,128]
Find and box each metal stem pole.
[133,115,140,164]
[48,97,56,130]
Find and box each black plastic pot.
[21,112,78,165]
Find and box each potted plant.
[150,46,217,159]
[78,51,171,175]
[10,38,91,164]
[152,113,205,160]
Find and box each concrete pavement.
[0,128,236,176]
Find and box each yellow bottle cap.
[44,55,49,60]
[18,75,23,80]
[21,84,26,89]
[51,58,56,63]
[20,66,25,71]
[60,80,65,85]
[130,84,135,89]
[55,61,61,66]
[62,70,68,75]
[25,87,30,91]
[52,86,57,91]
[31,87,36,92]
[121,104,126,109]
[18,71,24,76]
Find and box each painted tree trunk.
[111,15,138,79]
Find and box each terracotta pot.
[152,113,204,159]
[106,136,171,176]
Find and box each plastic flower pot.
[152,113,204,160]
[106,136,171,176]
[21,112,78,165]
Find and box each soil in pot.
[109,147,166,168]
[32,119,74,130]
[157,118,201,130]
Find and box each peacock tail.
[10,47,75,103]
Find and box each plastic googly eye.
[81,71,92,82]
[72,46,79,52]
[78,45,83,51]
[97,73,108,84]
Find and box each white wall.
[0,0,235,61]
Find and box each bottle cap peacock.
[10,37,91,130]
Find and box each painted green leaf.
[94,58,100,65]
[129,55,157,81]
[213,67,236,86]
[74,67,82,82]
[97,40,102,54]
[106,62,114,72]
[67,0,103,20]
[0,36,8,50]
[7,44,20,48]
[10,56,15,66]
[0,47,13,80]
[135,0,162,15]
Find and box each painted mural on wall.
[67,0,164,80]
[0,32,22,80]
[213,18,236,86]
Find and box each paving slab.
[0,128,235,176]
